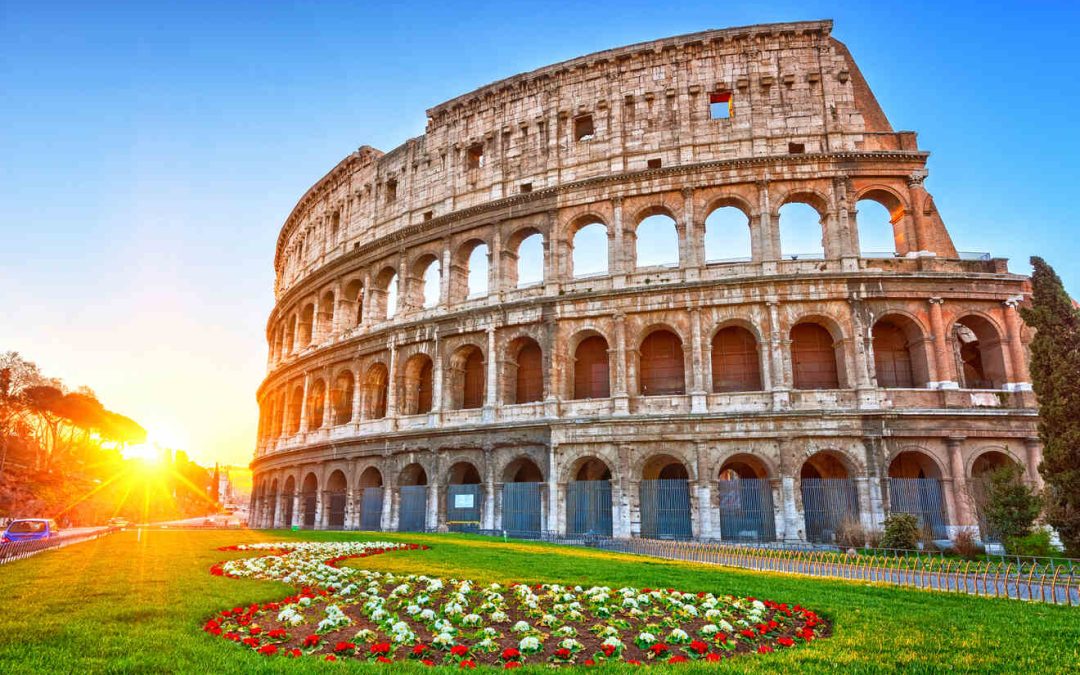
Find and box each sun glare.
[123,442,164,464]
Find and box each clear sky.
[2,1,1078,467]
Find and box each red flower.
[242,637,259,648]
[267,628,286,639]
[757,645,773,654]
[777,636,794,647]
[649,643,670,655]
[376,656,392,663]
[601,644,616,657]
[334,641,356,653]
[584,659,595,666]
[249,627,262,636]
[303,634,320,647]
[422,659,435,666]
[705,653,721,662]
[668,655,689,664]
[714,632,728,644]
[689,640,708,655]
[451,645,469,657]
[257,645,278,656]
[371,643,391,655]
[740,629,757,639]
[460,660,476,669]
[555,647,572,659]
[413,644,429,656]
[504,662,522,670]
[799,627,815,641]
[502,648,521,660]
[325,654,337,662]
[287,648,302,658]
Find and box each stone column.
[489,227,502,301]
[681,187,701,278]
[350,370,363,424]
[543,209,559,293]
[612,197,626,287]
[483,447,496,530]
[386,341,399,419]
[1024,438,1044,490]
[767,300,789,408]
[615,445,633,538]
[946,437,974,529]
[928,297,958,388]
[431,332,444,424]
[778,441,805,542]
[689,308,708,413]
[693,442,712,538]
[612,312,629,415]
[484,326,498,422]
[298,375,311,434]
[321,368,332,428]
[757,178,777,264]
[381,477,393,531]
[1003,298,1031,390]
[360,271,372,327]
[427,450,440,530]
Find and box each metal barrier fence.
[0,527,118,565]
[566,479,613,537]
[398,486,427,532]
[639,478,692,540]
[801,478,860,543]
[446,484,482,532]
[360,487,384,531]
[888,478,948,538]
[502,482,543,538]
[717,478,776,542]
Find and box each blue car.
[2,519,60,543]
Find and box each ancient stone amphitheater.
[251,20,1041,545]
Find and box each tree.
[1019,256,1080,556]
[981,464,1042,552]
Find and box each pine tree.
[1018,256,1080,556]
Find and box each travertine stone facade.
[250,21,1040,544]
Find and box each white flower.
[490,611,508,622]
[462,613,483,627]
[419,608,436,621]
[405,605,421,615]
[512,620,531,633]
[518,636,541,652]
[701,624,719,635]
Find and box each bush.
[979,464,1042,543]
[835,516,866,549]
[950,530,984,560]
[880,513,920,550]
[1005,530,1054,557]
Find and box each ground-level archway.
[446,461,483,532]
[639,454,692,540]
[398,463,428,532]
[501,456,545,538]
[566,457,613,537]
[301,472,319,529]
[887,451,948,539]
[325,470,348,530]
[799,451,859,544]
[717,454,775,542]
[357,467,384,531]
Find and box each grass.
[0,529,1076,673]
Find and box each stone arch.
[501,455,545,483]
[505,227,545,289]
[342,278,364,328]
[567,455,615,482]
[703,198,754,262]
[800,450,855,479]
[361,362,389,419]
[570,329,611,400]
[566,215,609,278]
[969,447,1022,480]
[298,303,315,347]
[450,238,490,303]
[373,266,399,320]
[968,448,1024,541]
[358,466,384,488]
[282,475,296,526]
[331,370,355,425]
[639,452,694,539]
[641,453,692,481]
[798,449,860,543]
[718,453,772,479]
[317,289,335,338]
[855,186,909,256]
[710,323,763,392]
[399,462,428,486]
[401,353,435,415]
[888,449,944,479]
[446,343,486,410]
[777,190,829,259]
[872,313,931,388]
[631,206,680,269]
[446,460,482,485]
[300,471,319,528]
[716,452,777,542]
[790,316,847,390]
[324,469,348,529]
[410,252,442,310]
[306,378,326,429]
[505,336,543,404]
[284,314,296,354]
[638,327,686,396]
[287,384,303,434]
[951,313,1008,389]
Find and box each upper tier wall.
[273,20,911,296]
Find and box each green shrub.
[880,513,920,550]
[979,464,1042,543]
[1005,530,1054,557]
[949,530,984,560]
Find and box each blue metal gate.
[302,491,317,528]
[359,487,383,531]
[566,480,613,537]
[800,478,859,544]
[327,492,347,530]
[447,484,483,532]
[888,478,948,539]
[502,482,543,538]
[639,479,692,540]
[398,486,427,532]
[282,494,294,528]
[717,478,776,542]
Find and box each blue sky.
[2,1,1078,465]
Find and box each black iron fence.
[0,527,118,565]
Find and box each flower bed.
[204,541,829,666]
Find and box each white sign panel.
[454,494,475,509]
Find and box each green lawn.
[0,529,1076,673]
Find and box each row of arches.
[252,447,1024,543]
[270,190,911,365]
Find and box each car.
[106,517,130,528]
[2,518,60,543]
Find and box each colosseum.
[250,20,1042,545]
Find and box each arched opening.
[373,267,399,321]
[501,457,545,538]
[571,222,608,277]
[357,466,384,531]
[282,476,296,528]
[778,201,825,259]
[343,279,364,328]
[704,205,752,262]
[284,315,296,355]
[791,322,842,390]
[888,451,948,539]
[362,363,389,420]
[873,316,931,388]
[515,232,544,288]
[307,379,326,430]
[331,371,354,425]
[953,315,1007,389]
[799,451,859,544]
[566,457,614,537]
[970,450,1023,542]
[573,335,610,399]
[711,325,763,392]
[448,345,485,410]
[288,385,303,434]
[301,472,318,529]
[446,461,482,533]
[398,463,428,532]
[640,455,692,540]
[325,470,347,530]
[856,198,899,256]
[639,329,685,395]
[413,255,441,310]
[267,479,278,528]
[508,337,543,404]
[635,213,680,268]
[317,290,335,339]
[298,303,315,347]
[717,454,775,542]
[402,354,434,415]
[450,240,490,303]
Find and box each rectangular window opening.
[788,142,806,155]
[574,114,595,141]
[423,211,433,222]
[385,179,398,204]
[647,158,662,169]
[520,183,533,194]
[466,143,485,170]
[709,91,733,119]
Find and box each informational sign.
[453,493,475,509]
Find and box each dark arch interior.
[639,330,685,395]
[711,326,762,392]
[573,335,610,399]
[326,470,347,491]
[800,452,849,479]
[399,463,428,486]
[504,457,543,483]
[643,455,690,481]
[719,454,769,480]
[359,467,383,488]
[448,462,481,484]
[574,457,612,481]
[888,451,941,479]
[791,322,840,390]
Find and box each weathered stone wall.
[250,21,1039,545]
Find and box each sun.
[123,441,165,465]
